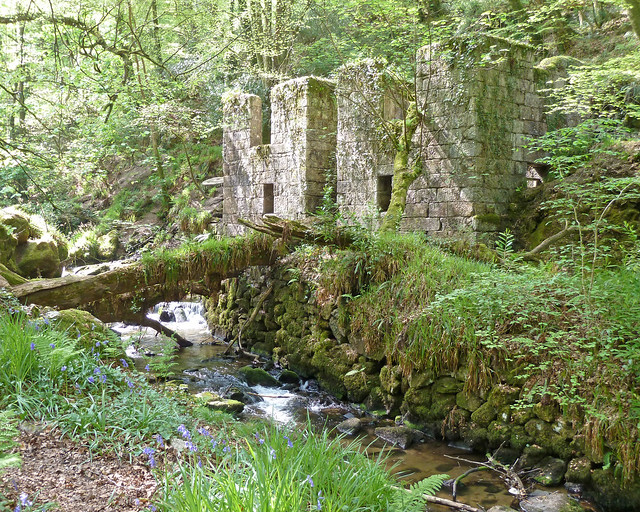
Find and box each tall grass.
[159,422,441,512]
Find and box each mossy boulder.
[238,366,279,387]
[0,207,31,245]
[374,426,423,449]
[487,384,520,408]
[533,456,567,486]
[380,364,403,395]
[587,469,640,512]
[456,391,484,412]
[402,385,433,421]
[15,236,62,278]
[206,398,245,414]
[47,309,123,355]
[278,369,300,384]
[433,376,464,394]
[533,401,559,423]
[430,392,457,420]
[520,493,583,512]
[565,457,592,484]
[470,401,497,427]
[487,421,511,447]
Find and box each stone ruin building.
[222,35,547,239]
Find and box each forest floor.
[0,425,156,511]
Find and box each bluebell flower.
[254,432,264,444]
[143,447,155,456]
[49,343,55,349]
[270,448,276,460]
[155,434,164,448]
[127,380,134,389]
[43,317,50,325]
[101,374,107,384]
[95,341,101,347]
[148,506,157,511]
[88,376,95,384]
[145,364,150,371]
[94,367,101,375]
[120,358,129,368]
[211,440,218,449]
[197,457,203,468]
[19,493,32,507]
[305,475,314,488]
[223,445,230,453]
[317,490,324,511]
[177,424,191,440]
[134,498,140,506]
[283,435,293,448]
[30,342,35,351]
[61,366,67,372]
[197,427,211,438]
[186,441,198,453]
[149,455,156,468]
[14,506,20,512]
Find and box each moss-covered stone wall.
[206,265,640,511]
[409,35,546,238]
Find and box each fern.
[0,410,21,471]
[390,474,448,512]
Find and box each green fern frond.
[390,474,448,512]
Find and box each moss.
[0,263,27,286]
[238,366,279,386]
[471,402,497,427]
[51,309,123,356]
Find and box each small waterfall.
[150,301,207,325]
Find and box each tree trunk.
[380,103,421,232]
[625,0,640,40]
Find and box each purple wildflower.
[19,493,32,507]
[177,424,191,441]
[29,342,35,351]
[270,448,276,460]
[197,457,203,468]
[185,441,198,453]
[154,434,164,448]
[120,358,129,368]
[14,506,20,512]
[127,380,134,389]
[145,364,150,372]
[223,445,230,453]
[317,490,324,511]
[143,447,155,456]
[100,374,107,384]
[134,498,140,506]
[197,427,211,438]
[61,366,67,372]
[305,475,314,488]
[149,506,157,511]
[88,376,95,384]
[94,367,101,375]
[43,318,50,325]
[49,343,55,349]
[211,440,218,449]
[95,341,101,347]
[254,432,264,444]
[149,455,156,468]
[283,435,293,448]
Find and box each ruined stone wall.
[223,37,546,239]
[407,36,546,237]
[336,61,401,219]
[222,78,337,235]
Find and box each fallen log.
[10,234,280,347]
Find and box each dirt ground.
[1,425,158,511]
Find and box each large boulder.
[15,236,61,278]
[0,207,67,278]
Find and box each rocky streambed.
[117,300,600,512]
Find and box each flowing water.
[112,301,597,512]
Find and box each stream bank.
[204,261,640,512]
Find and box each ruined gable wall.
[222,78,337,235]
[407,36,546,237]
[336,61,400,220]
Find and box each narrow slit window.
[377,175,392,212]
[263,183,274,214]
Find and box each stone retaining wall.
[206,266,640,512]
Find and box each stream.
[112,301,597,512]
